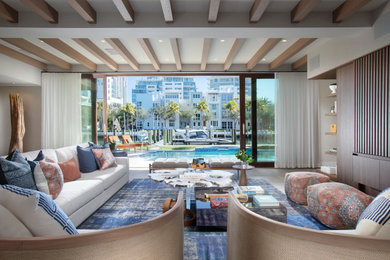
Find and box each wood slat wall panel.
[354,46,390,157]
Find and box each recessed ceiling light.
[220,39,225,43]
[158,40,163,43]
[101,40,106,43]
[40,40,44,43]
[282,39,287,42]
[262,58,266,61]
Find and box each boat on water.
[172,129,232,145]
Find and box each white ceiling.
[0,0,388,73]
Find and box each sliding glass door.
[240,74,275,167]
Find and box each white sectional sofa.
[3,144,129,227]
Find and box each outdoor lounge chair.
[108,136,137,152]
[122,134,148,151]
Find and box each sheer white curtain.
[41,73,82,149]
[275,72,320,168]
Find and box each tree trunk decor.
[9,93,25,154]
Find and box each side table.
[232,165,254,186]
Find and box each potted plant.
[235,150,254,168]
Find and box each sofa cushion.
[54,179,104,216]
[307,182,373,229]
[59,157,81,182]
[92,148,117,170]
[79,164,127,190]
[152,158,189,168]
[0,204,33,237]
[34,158,64,199]
[56,145,79,165]
[0,185,78,236]
[77,145,98,173]
[208,158,241,168]
[356,187,390,237]
[0,150,37,190]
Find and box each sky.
[104,75,276,103]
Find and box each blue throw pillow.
[77,145,98,173]
[0,150,37,190]
[25,150,45,173]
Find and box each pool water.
[139,147,275,162]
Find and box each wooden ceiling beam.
[208,0,221,23]
[0,43,47,70]
[73,38,118,71]
[137,38,161,71]
[160,0,173,23]
[20,0,58,24]
[40,38,96,71]
[201,38,212,71]
[291,55,307,70]
[1,38,71,70]
[169,38,182,71]
[0,1,18,23]
[224,38,246,71]
[333,0,373,23]
[105,38,139,71]
[291,0,320,23]
[269,38,316,70]
[249,0,270,23]
[113,0,135,23]
[246,38,281,70]
[67,0,96,24]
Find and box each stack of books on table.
[253,195,280,208]
[237,186,265,195]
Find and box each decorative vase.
[329,83,337,94]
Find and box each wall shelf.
[325,151,337,156]
[325,132,337,135]
[325,112,337,116]
[327,93,337,97]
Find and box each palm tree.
[121,103,136,133]
[166,102,181,128]
[179,102,195,128]
[195,100,210,127]
[224,100,239,144]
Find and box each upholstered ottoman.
[307,182,373,229]
[284,172,330,205]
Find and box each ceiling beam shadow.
[170,38,182,71]
[246,38,281,71]
[106,38,139,71]
[224,38,246,71]
[249,0,270,23]
[269,38,316,70]
[0,43,47,70]
[113,0,135,23]
[40,38,96,71]
[291,0,320,23]
[333,0,373,23]
[137,38,161,71]
[201,38,212,71]
[0,1,18,23]
[73,38,118,71]
[1,38,71,70]
[67,0,96,24]
[20,0,58,24]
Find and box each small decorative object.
[329,83,337,94]
[330,124,337,133]
[235,150,254,167]
[9,93,25,153]
[330,105,335,114]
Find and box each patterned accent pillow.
[307,182,373,229]
[356,187,390,237]
[0,149,37,190]
[92,148,117,170]
[0,185,78,236]
[33,157,64,199]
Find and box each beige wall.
[0,86,41,155]
[318,79,337,167]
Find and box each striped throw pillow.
[0,185,78,236]
[356,187,390,237]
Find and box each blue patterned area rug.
[78,178,328,259]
